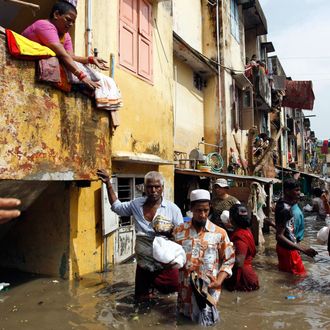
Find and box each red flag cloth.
[282,80,315,110]
[5,29,55,60]
[321,140,329,154]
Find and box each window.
[193,73,206,91]
[117,176,144,226]
[119,0,153,81]
[232,80,254,130]
[230,0,240,42]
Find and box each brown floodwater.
[0,215,329,330]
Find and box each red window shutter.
[120,0,137,26]
[119,0,138,72]
[138,35,152,80]
[138,0,152,40]
[119,21,137,72]
[138,0,152,80]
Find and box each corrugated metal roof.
[175,168,281,184]
[275,166,322,180]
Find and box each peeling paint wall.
[73,0,175,198]
[0,34,111,180]
[173,0,203,52]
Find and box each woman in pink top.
[22,1,108,90]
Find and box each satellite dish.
[189,148,204,161]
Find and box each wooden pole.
[253,128,283,174]
[233,134,247,174]
[4,0,40,10]
[247,127,258,175]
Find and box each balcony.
[241,0,268,36]
[0,31,111,181]
[254,68,271,110]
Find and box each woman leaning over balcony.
[22,0,107,90]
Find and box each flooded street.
[0,215,329,330]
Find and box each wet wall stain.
[60,253,67,279]
[0,34,111,180]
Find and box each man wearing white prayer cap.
[190,189,211,203]
[173,189,235,325]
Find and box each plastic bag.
[316,226,329,244]
[303,204,313,212]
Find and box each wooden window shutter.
[231,81,239,129]
[241,89,254,130]
[119,0,138,72]
[138,0,152,40]
[138,0,153,80]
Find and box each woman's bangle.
[88,56,94,64]
[77,71,87,81]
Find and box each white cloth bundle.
[66,62,122,111]
[303,204,313,212]
[152,236,186,269]
[317,226,329,244]
[93,70,123,110]
[220,210,230,224]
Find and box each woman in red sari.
[225,204,259,291]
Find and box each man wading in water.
[275,179,318,276]
[97,169,183,301]
[173,189,234,325]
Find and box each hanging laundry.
[321,140,329,154]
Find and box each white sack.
[317,226,329,244]
[153,236,186,268]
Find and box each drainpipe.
[174,64,178,146]
[216,0,223,152]
[86,0,92,56]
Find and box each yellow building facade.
[0,0,176,278]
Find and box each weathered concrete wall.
[173,1,221,159]
[173,57,204,155]
[113,2,174,166]
[220,1,248,165]
[201,1,221,153]
[203,76,219,154]
[74,0,176,198]
[74,0,174,161]
[0,34,111,181]
[173,0,203,53]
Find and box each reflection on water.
[0,215,329,329]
